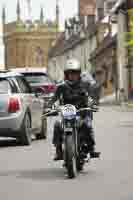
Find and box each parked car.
[0,70,47,145]
[11,68,57,97]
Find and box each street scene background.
[0,0,133,199]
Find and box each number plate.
[64,128,73,132]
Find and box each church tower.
[56,0,60,30]
[40,7,44,24]
[2,5,6,25]
[3,1,60,68]
[16,0,21,21]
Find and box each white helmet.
[64,58,81,72]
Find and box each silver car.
[0,71,46,145]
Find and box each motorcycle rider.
[49,58,100,160]
[81,71,101,105]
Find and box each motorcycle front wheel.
[65,135,77,179]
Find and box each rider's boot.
[54,144,63,161]
[87,128,101,158]
[90,146,101,158]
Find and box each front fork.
[63,128,78,162]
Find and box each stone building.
[48,15,97,81]
[110,0,129,100]
[48,0,98,81]
[0,19,5,69]
[90,33,117,96]
[2,0,60,69]
[89,0,118,96]
[48,0,119,96]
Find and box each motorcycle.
[43,100,99,178]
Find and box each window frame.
[13,76,32,94]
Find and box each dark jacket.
[50,79,98,108]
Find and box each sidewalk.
[99,93,133,112]
[99,93,118,106]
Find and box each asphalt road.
[0,106,133,200]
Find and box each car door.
[14,76,42,131]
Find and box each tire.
[76,158,84,172]
[36,118,47,140]
[19,113,31,146]
[65,135,77,179]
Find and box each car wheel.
[36,117,47,140]
[19,113,32,145]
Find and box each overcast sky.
[0,0,78,30]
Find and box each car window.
[15,77,31,93]
[8,78,19,93]
[0,79,12,94]
[22,73,52,84]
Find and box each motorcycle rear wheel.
[76,158,84,171]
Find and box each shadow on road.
[0,166,98,181]
[20,168,67,181]
[119,121,133,128]
[0,168,67,181]
[0,138,19,148]
[0,136,37,148]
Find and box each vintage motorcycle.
[44,100,99,178]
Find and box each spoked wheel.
[65,135,77,179]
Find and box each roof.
[90,34,117,60]
[10,67,47,74]
[48,32,66,57]
[48,23,97,58]
[0,70,22,78]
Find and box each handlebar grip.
[42,110,58,118]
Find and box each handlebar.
[42,104,98,119]
[42,110,58,118]
[78,106,98,112]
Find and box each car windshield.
[22,73,52,84]
[0,79,11,94]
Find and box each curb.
[99,101,133,112]
[115,102,133,112]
